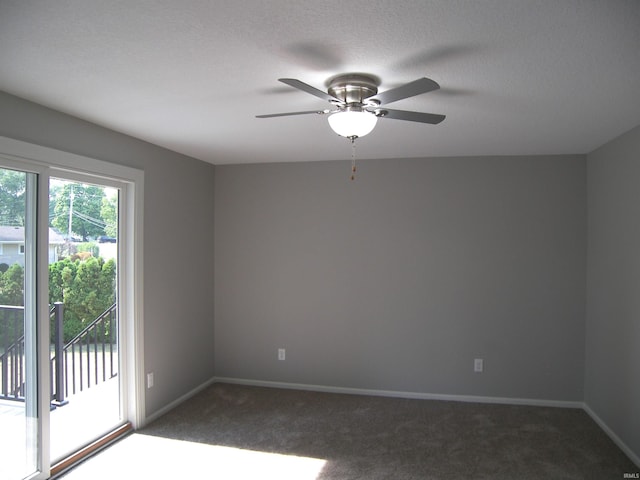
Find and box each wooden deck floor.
[0,377,121,480]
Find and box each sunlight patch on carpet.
[60,433,327,480]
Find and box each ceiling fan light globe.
[328,111,377,138]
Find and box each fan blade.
[256,109,329,118]
[279,78,340,102]
[376,108,445,124]
[371,77,440,105]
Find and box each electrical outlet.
[147,372,154,388]
[474,358,484,373]
[278,348,286,361]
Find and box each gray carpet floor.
[61,383,638,479]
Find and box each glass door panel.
[48,178,122,462]
[0,167,39,480]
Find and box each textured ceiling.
[1,0,639,165]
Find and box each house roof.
[0,1,639,164]
[0,226,66,244]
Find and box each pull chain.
[350,136,357,181]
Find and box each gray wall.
[0,91,216,417]
[586,124,640,460]
[214,155,586,401]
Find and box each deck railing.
[55,303,118,401]
[0,305,26,401]
[0,303,117,405]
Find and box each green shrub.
[49,257,116,342]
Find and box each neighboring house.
[0,226,66,267]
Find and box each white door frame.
[0,136,145,479]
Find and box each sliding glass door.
[0,140,143,479]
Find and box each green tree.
[51,183,107,241]
[48,258,77,305]
[0,264,25,346]
[65,257,114,322]
[49,256,116,341]
[100,195,118,238]
[0,263,24,306]
[48,182,61,227]
[0,168,26,226]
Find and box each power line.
[74,211,107,229]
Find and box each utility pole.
[67,184,74,240]
[67,184,74,255]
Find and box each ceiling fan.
[256,73,446,139]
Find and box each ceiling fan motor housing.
[328,74,379,105]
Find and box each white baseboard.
[143,376,217,426]
[212,376,583,409]
[583,403,640,468]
